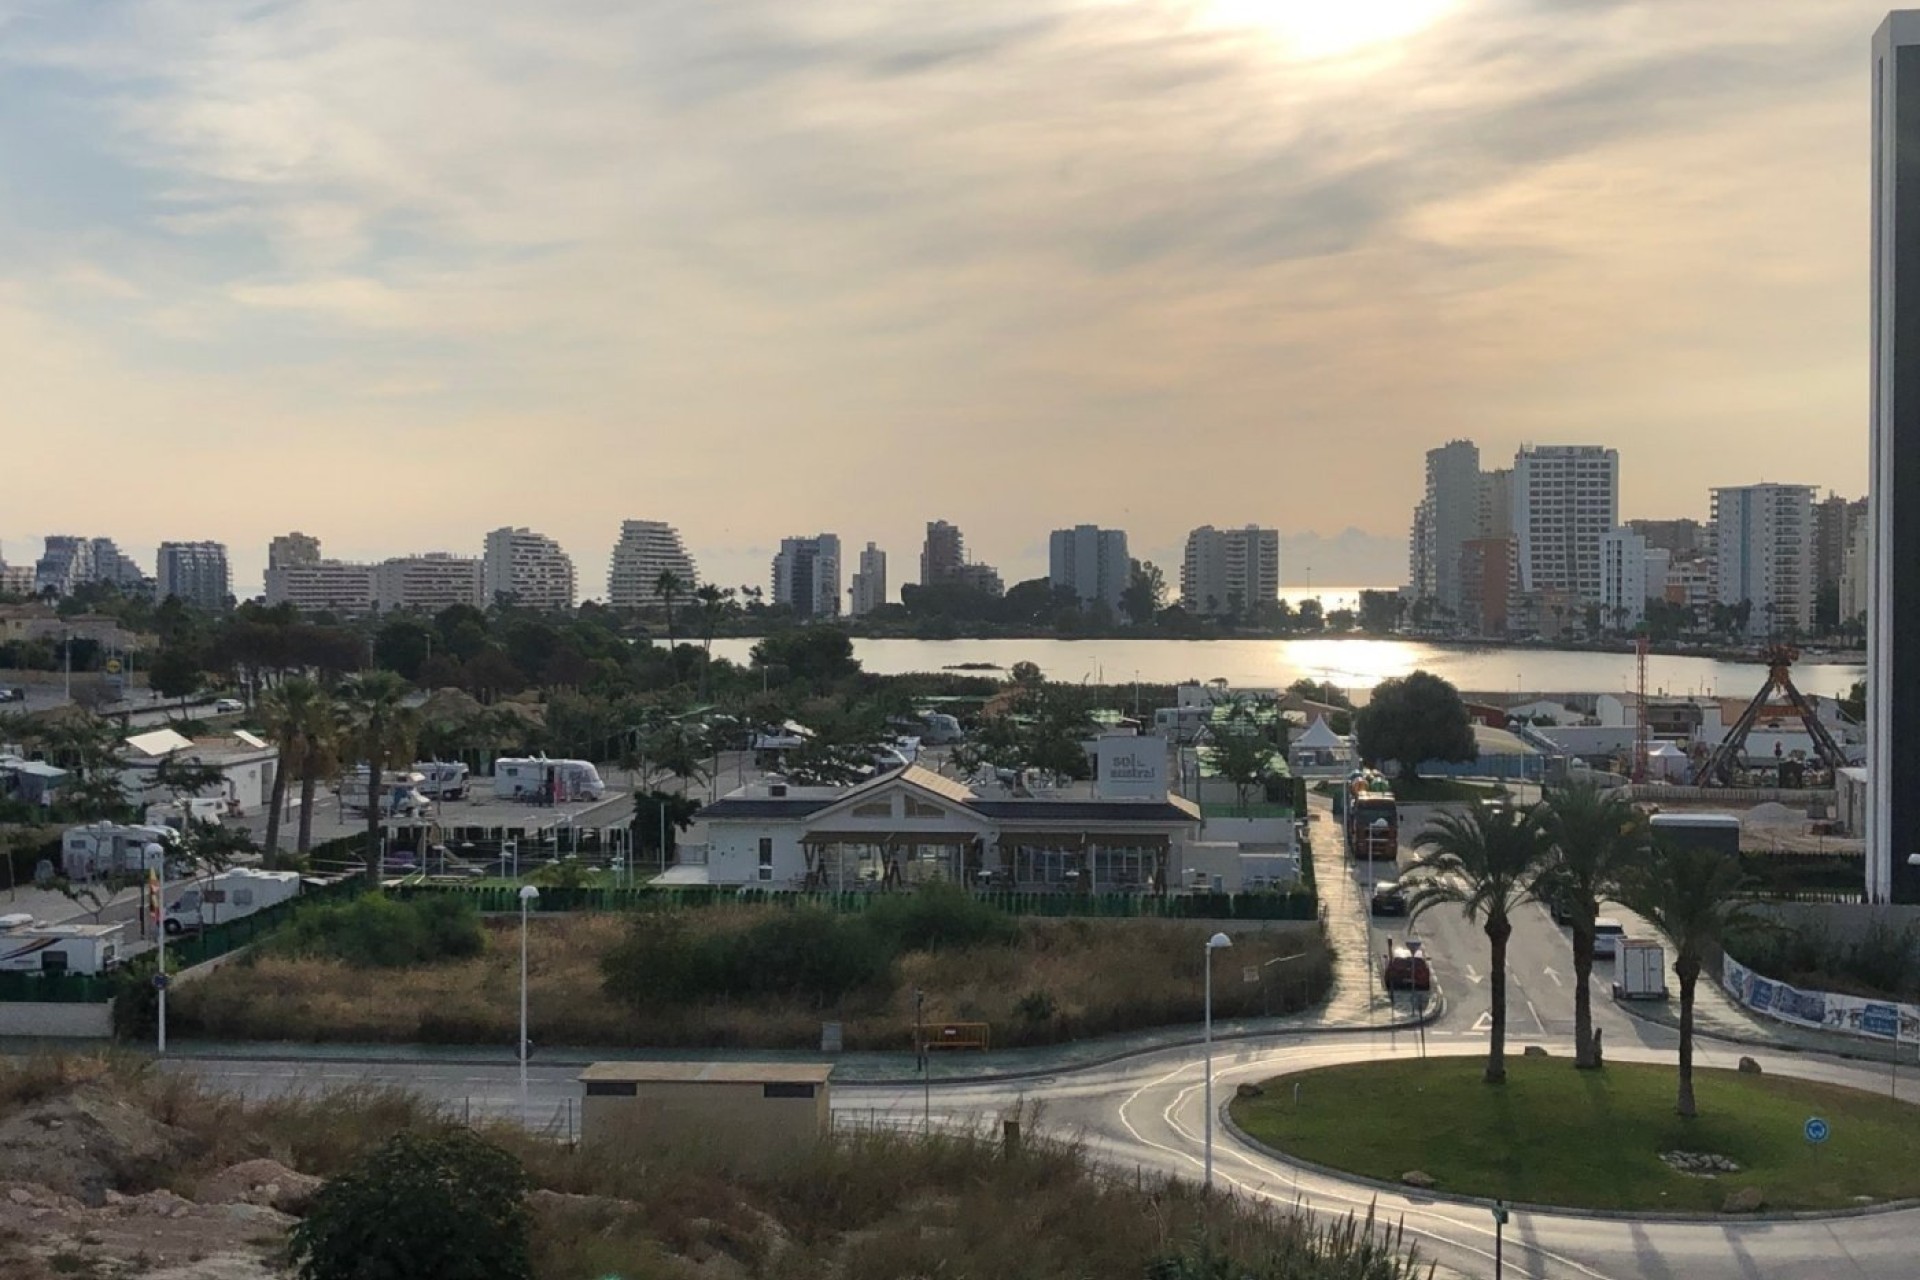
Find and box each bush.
[269,893,484,968]
[290,1128,531,1280]
[863,881,1018,953]
[602,907,894,1010]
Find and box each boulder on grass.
[1523,1045,1549,1058]
[1737,1057,1763,1075]
[1401,1171,1436,1190]
[1722,1186,1764,1213]
[1235,1083,1265,1100]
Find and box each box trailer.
[1613,937,1669,1001]
[164,868,302,935]
[0,918,128,975]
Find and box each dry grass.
[172,909,1332,1050]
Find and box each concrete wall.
[582,1080,829,1167]
[0,1001,112,1039]
[1753,903,1920,947]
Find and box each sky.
[0,0,1889,600]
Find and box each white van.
[164,869,302,935]
[1593,918,1628,960]
[494,757,606,803]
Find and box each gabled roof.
[123,728,192,758]
[1295,717,1343,749]
[805,764,987,825]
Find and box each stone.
[196,1160,324,1217]
[1523,1045,1549,1058]
[1401,1171,1436,1190]
[6,1188,32,1205]
[1737,1057,1763,1075]
[1236,1083,1265,1099]
[1722,1187,1765,1213]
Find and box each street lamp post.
[518,884,540,1124]
[1204,931,1233,1190]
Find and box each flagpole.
[146,845,166,1057]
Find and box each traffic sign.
[1804,1116,1830,1145]
[150,973,170,991]
[1490,1200,1509,1225]
[105,659,122,675]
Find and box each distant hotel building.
[483,527,576,611]
[1415,440,1481,614]
[607,520,698,608]
[1599,527,1668,630]
[34,536,150,597]
[1180,525,1279,616]
[269,531,322,571]
[264,535,374,613]
[156,541,232,611]
[849,542,887,615]
[772,534,842,618]
[1709,484,1814,636]
[1048,525,1129,613]
[918,520,1003,597]
[373,553,483,612]
[1512,445,1619,602]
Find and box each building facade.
[1180,525,1279,617]
[263,559,375,613]
[33,537,150,597]
[1048,525,1129,612]
[1457,537,1513,636]
[1599,527,1668,630]
[1420,440,1481,614]
[1814,492,1868,606]
[919,521,965,586]
[607,520,698,608]
[1709,483,1815,636]
[1512,445,1619,601]
[268,532,322,571]
[155,542,231,611]
[849,542,887,616]
[483,527,576,611]
[772,534,842,618]
[1627,518,1706,558]
[952,562,1004,597]
[373,554,484,613]
[1840,520,1871,626]
[1870,12,1920,902]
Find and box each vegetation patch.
[1231,1057,1920,1213]
[265,893,485,968]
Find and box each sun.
[1204,0,1457,59]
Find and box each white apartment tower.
[1421,440,1481,613]
[1048,525,1130,612]
[483,527,577,611]
[373,554,484,612]
[1180,525,1280,616]
[607,520,698,608]
[1710,483,1816,637]
[1512,445,1620,602]
[1599,527,1668,630]
[772,534,843,618]
[156,542,232,611]
[268,531,322,570]
[849,543,887,616]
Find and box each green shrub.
[269,893,483,968]
[864,880,1018,953]
[289,1129,531,1280]
[602,907,893,1009]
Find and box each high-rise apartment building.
[373,554,484,612]
[1418,441,1481,614]
[1511,445,1619,602]
[268,531,322,570]
[849,543,887,616]
[1406,499,1434,602]
[1812,492,1868,604]
[1180,525,1280,616]
[1710,484,1815,636]
[607,520,698,609]
[1841,521,1871,627]
[1871,12,1920,902]
[1599,527,1668,630]
[0,547,30,597]
[483,527,576,611]
[1626,518,1706,558]
[772,534,842,618]
[1477,468,1513,540]
[952,563,1005,597]
[1458,537,1513,636]
[1048,525,1130,613]
[156,542,232,611]
[33,536,150,597]
[920,521,965,586]
[264,559,375,613]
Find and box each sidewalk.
[1303,795,1390,1027]
[1613,977,1917,1066]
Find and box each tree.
[1352,670,1476,781]
[1536,783,1648,1068]
[258,677,325,860]
[289,1128,531,1280]
[1618,840,1761,1117]
[1295,598,1324,632]
[1405,803,1550,1084]
[692,583,734,697]
[749,627,859,685]
[374,616,436,681]
[147,644,204,709]
[298,693,346,855]
[344,671,418,881]
[1204,728,1274,816]
[1120,560,1166,627]
[634,789,703,865]
[1357,590,1401,635]
[654,569,688,647]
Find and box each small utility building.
[578,1062,833,1165]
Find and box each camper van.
[412,761,471,801]
[143,798,229,831]
[494,757,606,803]
[0,915,127,975]
[337,769,432,818]
[61,823,180,881]
[163,868,302,935]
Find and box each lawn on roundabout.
[1230,1056,1920,1213]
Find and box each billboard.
[1095,736,1167,800]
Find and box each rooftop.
[577,1061,834,1085]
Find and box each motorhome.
[163,868,302,934]
[60,823,180,881]
[494,757,606,803]
[337,768,432,818]
[143,798,229,831]
[412,761,471,801]
[0,915,127,975]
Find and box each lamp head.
[518,885,541,902]
[1207,932,1232,950]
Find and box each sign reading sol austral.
[1094,735,1168,799]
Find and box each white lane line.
[1527,1000,1547,1034]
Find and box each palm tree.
[257,677,323,859]
[654,569,688,649]
[1405,802,1551,1084]
[1537,782,1648,1069]
[343,671,418,881]
[1618,841,1760,1117]
[296,692,345,856]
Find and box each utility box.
[1614,938,1668,1001]
[578,1062,832,1169]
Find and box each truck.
[1649,812,1741,858]
[1342,770,1399,861]
[163,868,302,935]
[0,915,127,975]
[411,761,471,800]
[1613,937,1669,1001]
[494,757,606,803]
[61,823,181,881]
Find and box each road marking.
[1462,964,1484,985]
[1470,1011,1493,1033]
[1526,1000,1546,1035]
[1542,966,1564,988]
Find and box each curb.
[1215,1071,1920,1226]
[161,992,1449,1090]
[1611,996,1911,1068]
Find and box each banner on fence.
[1721,954,1920,1044]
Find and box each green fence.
[0,970,118,1003]
[391,882,1320,923]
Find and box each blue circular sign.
[150,973,171,991]
[1804,1116,1830,1144]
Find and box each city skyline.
[0,1,1884,601]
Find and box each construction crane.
[1692,644,1849,787]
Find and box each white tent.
[1647,741,1689,782]
[1296,717,1343,750]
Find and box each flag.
[146,867,160,928]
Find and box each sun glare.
[1205,0,1456,59]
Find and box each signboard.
[1095,735,1167,800]
[1804,1116,1829,1145]
[1722,955,1920,1045]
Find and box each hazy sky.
[0,0,1887,599]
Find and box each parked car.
[0,687,23,703]
[1382,939,1432,992]
[212,697,245,715]
[1547,893,1575,927]
[1593,917,1627,960]
[1369,880,1409,917]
